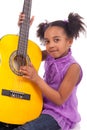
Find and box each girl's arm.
[20,63,81,105]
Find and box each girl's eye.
[44,40,49,45]
[54,38,59,43]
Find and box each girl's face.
[44,26,73,59]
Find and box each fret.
[17,0,32,57]
[19,31,29,41]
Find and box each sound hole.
[9,51,30,76]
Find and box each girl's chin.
[51,54,59,59]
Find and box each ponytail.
[36,12,86,42]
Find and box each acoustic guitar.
[0,0,43,125]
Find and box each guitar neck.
[18,0,32,57]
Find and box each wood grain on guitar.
[0,0,43,125]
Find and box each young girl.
[14,12,86,130]
[0,13,86,130]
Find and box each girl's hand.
[19,63,38,82]
[18,13,47,61]
[18,12,34,26]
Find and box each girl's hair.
[36,12,86,42]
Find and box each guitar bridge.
[2,89,30,100]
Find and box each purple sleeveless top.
[42,49,82,130]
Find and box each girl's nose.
[48,42,55,48]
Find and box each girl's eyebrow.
[44,35,66,40]
[53,36,60,38]
[44,38,48,40]
[53,35,68,39]
[44,36,60,39]
[53,35,66,38]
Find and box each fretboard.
[17,0,32,57]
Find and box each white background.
[0,0,87,129]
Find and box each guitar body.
[0,34,43,125]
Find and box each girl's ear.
[68,38,73,47]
